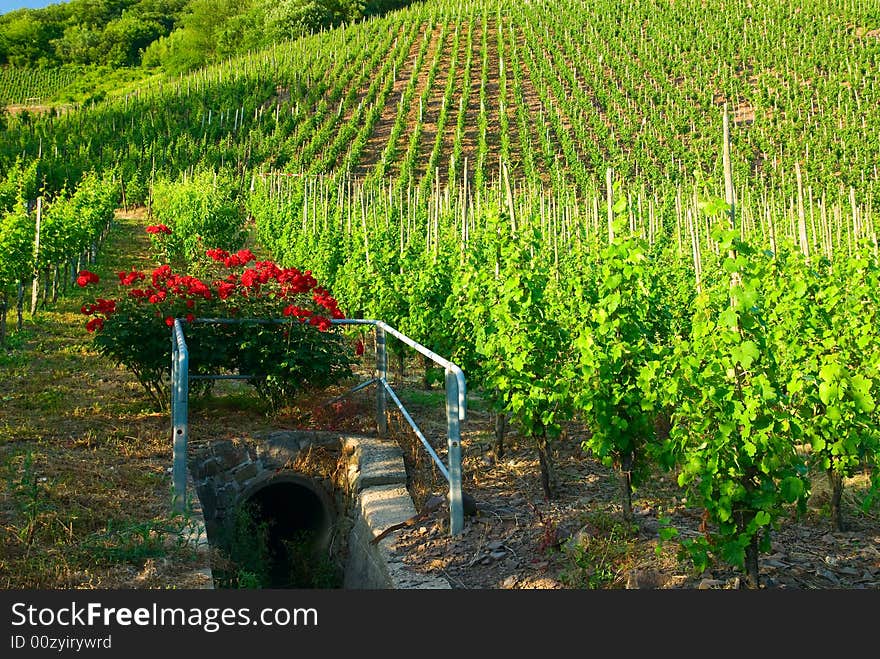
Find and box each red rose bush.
[78,245,353,412]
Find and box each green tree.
[143,0,256,71]
[66,0,135,27]
[130,0,187,33]
[0,10,62,66]
[101,15,165,66]
[265,0,363,41]
[215,6,268,58]
[52,24,102,64]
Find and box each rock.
[450,491,478,517]
[698,578,725,589]
[490,550,507,561]
[639,517,660,535]
[232,461,259,483]
[817,568,840,585]
[625,569,667,589]
[487,540,505,551]
[501,575,518,589]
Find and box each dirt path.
[457,17,484,188]
[413,25,454,182]
[352,23,426,179]
[1,210,221,588]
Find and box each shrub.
[79,236,354,412]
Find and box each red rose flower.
[236,248,255,264]
[117,270,144,286]
[240,268,258,288]
[95,298,116,315]
[76,270,99,287]
[215,281,235,300]
[151,265,171,287]
[206,248,229,262]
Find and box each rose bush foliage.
[79,231,354,412]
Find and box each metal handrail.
[170,317,467,535]
[337,319,467,421]
[170,319,189,514]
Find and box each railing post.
[171,321,189,513]
[375,324,388,436]
[445,368,463,535]
[170,328,177,451]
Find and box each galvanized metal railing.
[170,317,467,535]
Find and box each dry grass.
[1,211,250,589]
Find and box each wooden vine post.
[30,197,42,317]
[606,166,614,245]
[723,106,738,289]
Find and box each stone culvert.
[187,430,449,589]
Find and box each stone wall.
[188,430,342,541]
[342,435,449,589]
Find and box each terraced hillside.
[0,0,877,201]
[3,0,880,591]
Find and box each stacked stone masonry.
[184,430,449,589]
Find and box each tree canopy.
[0,0,411,71]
